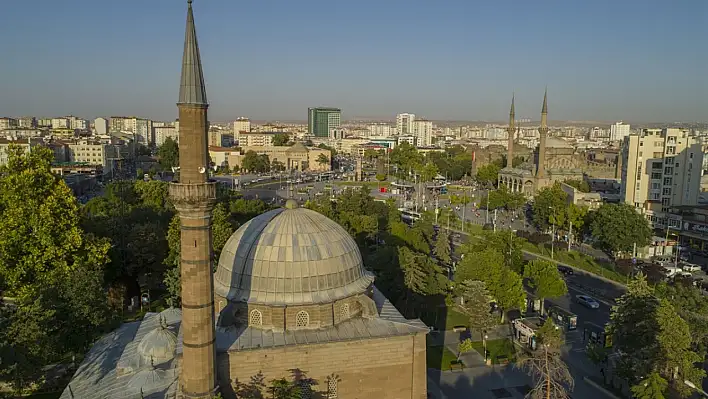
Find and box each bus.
[398,208,422,224]
[547,305,578,331]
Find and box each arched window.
[249,309,262,326]
[295,311,309,327]
[339,303,350,320]
[327,377,338,398]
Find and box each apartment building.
[620,128,703,228]
[1,128,44,138]
[18,117,37,128]
[610,122,630,142]
[396,113,415,135]
[51,118,70,129]
[367,123,395,137]
[237,132,280,147]
[154,124,179,146]
[397,135,417,147]
[233,117,251,136]
[68,140,109,167]
[413,119,433,147]
[0,118,18,130]
[110,116,153,145]
[94,117,109,135]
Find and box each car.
[557,265,574,276]
[575,295,600,309]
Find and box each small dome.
[159,307,182,326]
[215,207,374,305]
[137,324,177,366]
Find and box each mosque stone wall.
[216,332,427,399]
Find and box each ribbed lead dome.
[214,207,374,305]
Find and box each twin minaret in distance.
[169,0,219,398]
[505,90,550,180]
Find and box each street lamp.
[549,206,556,259]
[684,380,708,398]
[483,331,489,363]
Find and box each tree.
[389,142,423,176]
[271,159,286,173]
[316,153,330,169]
[399,247,429,296]
[494,268,526,322]
[419,162,439,182]
[524,260,568,314]
[269,378,303,399]
[519,319,574,399]
[458,339,475,360]
[241,150,270,173]
[607,274,705,393]
[375,173,387,182]
[0,145,114,391]
[433,229,451,265]
[457,280,497,340]
[590,203,652,257]
[157,137,179,170]
[564,179,590,193]
[272,133,289,146]
[475,163,500,188]
[632,373,668,399]
[455,248,504,284]
[532,183,568,231]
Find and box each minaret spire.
[170,1,218,398]
[506,94,516,169]
[537,88,549,179]
[178,0,208,106]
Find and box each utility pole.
[485,189,490,224]
[461,188,466,233]
[568,220,572,251]
[435,197,439,225]
[493,208,498,232]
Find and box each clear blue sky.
[1,0,706,123]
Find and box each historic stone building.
[60,2,427,398]
[497,91,585,196]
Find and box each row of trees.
[387,143,473,182]
[531,182,653,257]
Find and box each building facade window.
[295,311,309,327]
[340,303,350,320]
[250,309,262,326]
[327,378,338,398]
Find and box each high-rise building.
[610,122,631,142]
[51,117,70,129]
[233,117,250,134]
[367,123,394,137]
[308,107,341,137]
[154,124,179,146]
[396,113,415,135]
[109,116,154,145]
[620,128,703,223]
[413,119,433,147]
[94,117,109,135]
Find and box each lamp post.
[483,331,489,363]
[684,380,708,398]
[549,206,556,259]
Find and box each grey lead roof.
[214,207,374,305]
[178,0,207,106]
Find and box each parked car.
[557,266,574,276]
[681,263,701,272]
[575,295,600,309]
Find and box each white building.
[610,122,631,142]
[367,123,395,137]
[620,128,703,228]
[109,117,153,145]
[413,119,433,147]
[67,140,109,168]
[0,118,17,130]
[94,118,109,135]
[18,117,36,128]
[233,117,251,139]
[397,135,417,147]
[51,118,70,129]
[154,124,179,146]
[330,128,346,140]
[71,118,89,130]
[237,132,277,147]
[396,113,415,135]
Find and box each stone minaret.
[537,89,549,179]
[506,95,515,169]
[169,1,218,397]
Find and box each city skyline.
[1,0,706,122]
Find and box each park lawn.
[445,307,470,330]
[470,338,516,365]
[335,181,391,187]
[426,344,459,370]
[522,242,625,284]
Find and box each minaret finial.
[178,0,208,106]
[542,87,548,114]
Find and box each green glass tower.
[308,107,341,137]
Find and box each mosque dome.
[126,365,171,396]
[545,137,573,149]
[158,307,182,326]
[214,205,374,306]
[136,322,177,366]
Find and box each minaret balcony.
[169,181,217,211]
